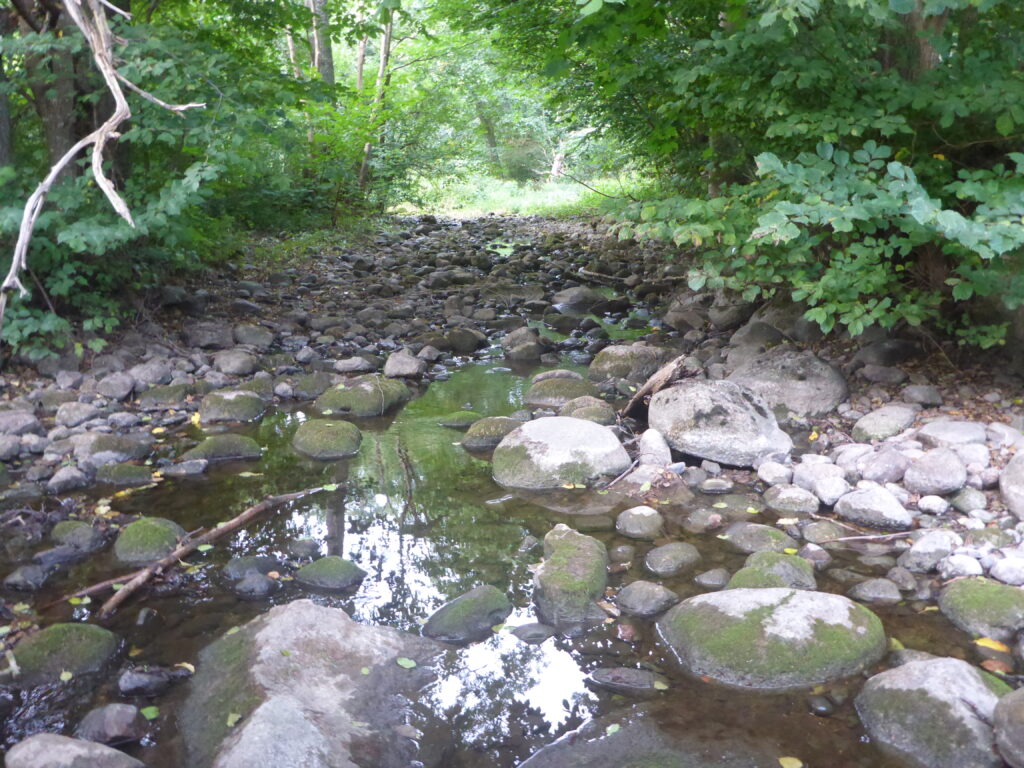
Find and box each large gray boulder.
[727,346,847,418]
[533,525,608,636]
[180,599,447,768]
[491,417,630,490]
[655,588,885,690]
[587,344,676,383]
[1001,452,1024,520]
[648,380,792,467]
[5,733,145,768]
[938,577,1024,641]
[856,657,1007,768]
[834,486,913,530]
[903,448,967,496]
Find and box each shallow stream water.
[1,359,980,766]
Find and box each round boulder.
[294,555,366,592]
[461,416,521,451]
[648,380,792,468]
[291,419,362,460]
[727,345,847,418]
[524,377,599,409]
[422,585,512,644]
[114,517,185,565]
[491,416,630,490]
[656,588,886,690]
[200,390,265,424]
[314,375,411,418]
[938,577,1024,641]
[13,623,119,686]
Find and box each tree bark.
[0,12,13,168]
[358,10,393,194]
[903,0,947,80]
[355,35,368,90]
[306,0,334,87]
[24,15,78,175]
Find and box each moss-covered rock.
[492,416,630,490]
[422,585,512,644]
[13,623,118,686]
[114,517,185,565]
[314,375,411,418]
[95,463,153,487]
[291,372,336,401]
[237,376,274,400]
[588,344,676,383]
[199,390,266,423]
[295,555,366,592]
[138,383,193,410]
[534,525,608,636]
[726,552,816,590]
[437,410,482,430]
[51,520,104,552]
[291,419,362,460]
[181,434,262,462]
[938,577,1024,641]
[656,588,886,690]
[855,657,1004,768]
[719,522,797,554]
[461,416,520,451]
[524,377,599,409]
[560,402,616,425]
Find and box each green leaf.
[605,723,621,735]
[140,706,160,720]
[996,113,1014,137]
[196,544,214,553]
[226,712,242,728]
[653,680,669,690]
[579,0,603,16]
[59,670,73,682]
[361,666,371,675]
[396,657,417,669]
[322,484,339,492]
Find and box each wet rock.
[763,484,819,515]
[533,525,607,636]
[180,599,445,768]
[200,390,265,423]
[185,321,234,349]
[586,667,669,696]
[5,733,145,768]
[588,343,675,382]
[446,327,486,355]
[96,463,153,487]
[97,371,136,401]
[314,375,411,418]
[291,372,335,401]
[903,448,967,496]
[645,541,701,577]
[727,346,847,418]
[553,285,603,312]
[656,588,885,690]
[55,401,100,428]
[834,486,913,530]
[222,555,284,580]
[501,327,544,362]
[291,419,362,460]
[383,349,427,378]
[294,555,366,592]
[138,383,192,410]
[856,657,1006,768]
[995,687,1024,768]
[648,379,792,467]
[897,529,963,573]
[436,410,481,430]
[114,517,185,565]
[617,580,679,616]
[491,416,629,490]
[234,571,280,599]
[615,505,664,539]
[0,410,41,436]
[51,520,104,552]
[511,623,557,644]
[848,578,902,606]
[181,434,262,462]
[422,584,512,644]
[460,416,520,451]
[757,460,792,486]
[119,665,186,697]
[694,568,731,589]
[213,349,258,376]
[524,376,598,409]
[4,564,52,591]
[727,551,816,590]
[12,622,118,686]
[75,703,147,744]
[720,522,797,554]
[163,459,208,477]
[852,405,917,442]
[75,432,153,468]
[46,466,91,494]
[939,577,1024,640]
[917,420,988,449]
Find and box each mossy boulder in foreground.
[855,657,1008,768]
[291,419,362,460]
[313,375,411,418]
[114,517,185,565]
[656,588,886,690]
[13,623,118,686]
[533,524,608,636]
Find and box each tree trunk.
[0,12,13,168]
[357,10,393,194]
[355,35,368,90]
[475,100,503,176]
[306,0,334,87]
[903,0,947,80]
[24,15,78,176]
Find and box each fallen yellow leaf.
[975,637,1012,654]
[778,758,804,768]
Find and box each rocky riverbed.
[2,215,1024,767]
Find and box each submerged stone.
[313,375,411,418]
[523,377,599,409]
[533,525,608,636]
[181,434,262,462]
[726,552,816,590]
[422,584,512,644]
[656,588,886,690]
[295,555,366,592]
[291,419,362,460]
[437,410,482,430]
[95,463,153,487]
[461,416,521,451]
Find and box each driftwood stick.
[619,354,694,418]
[819,531,916,544]
[95,486,324,619]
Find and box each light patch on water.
[374,493,389,507]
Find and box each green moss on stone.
[461,417,520,451]
[51,520,99,550]
[534,527,608,628]
[139,383,193,409]
[524,378,599,409]
[437,410,482,430]
[939,577,1024,640]
[565,404,616,425]
[314,376,410,418]
[181,434,262,462]
[13,623,118,686]
[295,555,366,591]
[200,391,265,424]
[96,463,153,487]
[115,517,184,565]
[291,419,362,460]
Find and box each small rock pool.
[0,361,982,767]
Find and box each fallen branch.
[619,354,697,418]
[54,486,325,619]
[1,0,204,358]
[818,531,916,544]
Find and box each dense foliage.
[449,0,1024,346]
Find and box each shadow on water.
[0,361,971,766]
